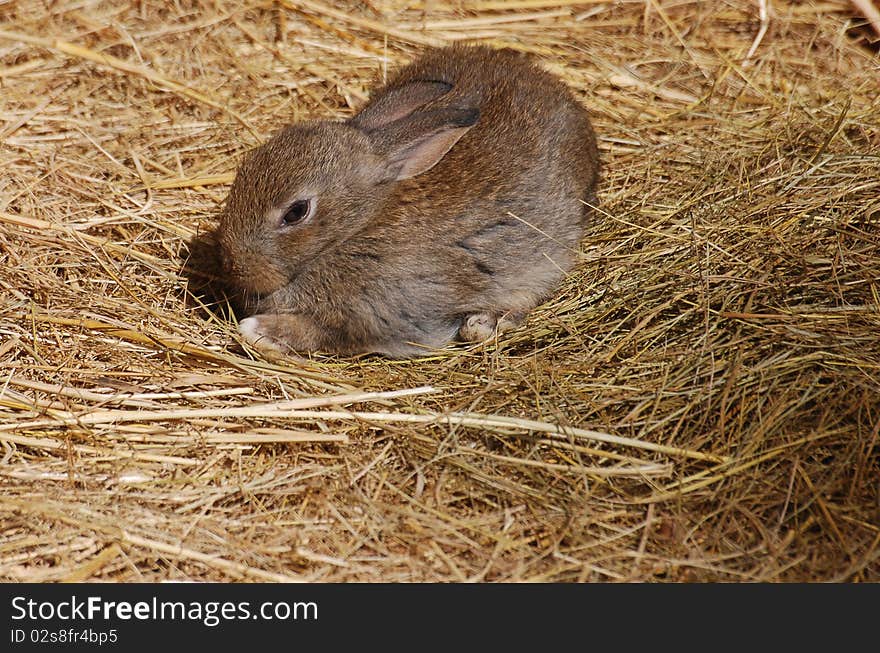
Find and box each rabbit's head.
[217,80,478,299]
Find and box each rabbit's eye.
[280,198,314,226]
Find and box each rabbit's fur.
[217,44,599,358]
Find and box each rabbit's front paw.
[238,314,326,359]
[238,316,289,358]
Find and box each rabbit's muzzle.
[219,241,288,299]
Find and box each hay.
[0,0,878,582]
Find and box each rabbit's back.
[365,45,599,319]
[383,45,598,202]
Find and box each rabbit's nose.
[225,250,288,297]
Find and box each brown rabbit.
[216,44,599,358]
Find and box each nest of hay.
[0,1,878,582]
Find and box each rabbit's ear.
[368,107,479,181]
[350,80,452,130]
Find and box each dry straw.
[0,1,878,582]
